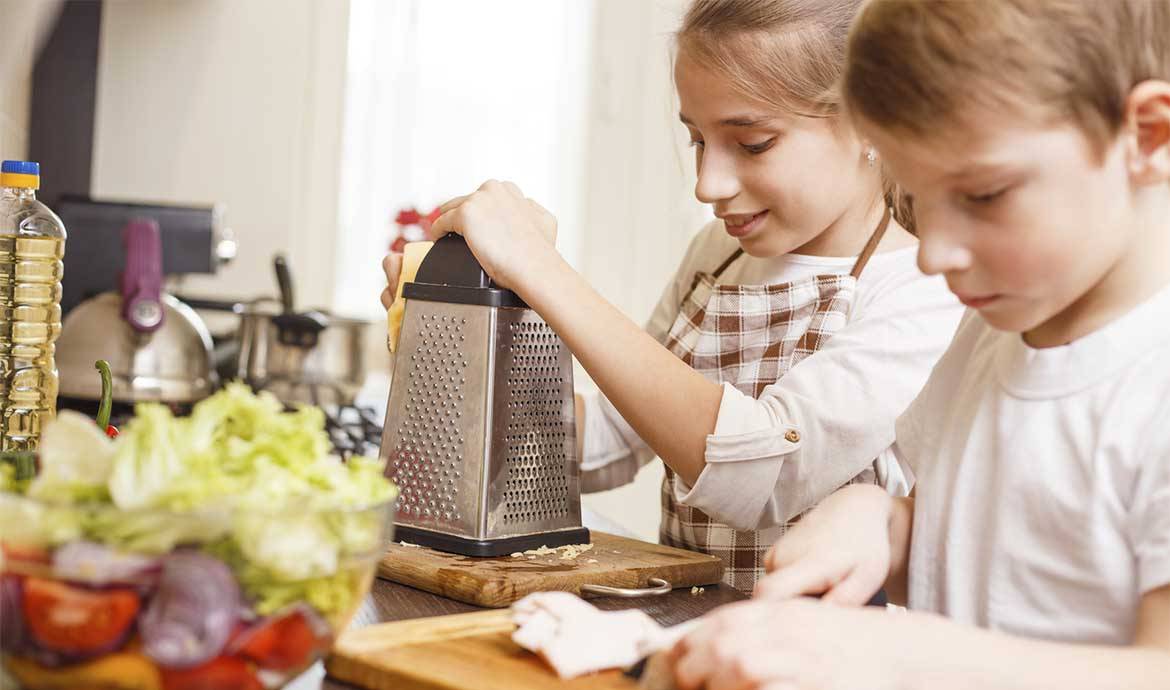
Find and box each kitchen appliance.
[55,219,216,406]
[55,197,235,315]
[379,234,589,557]
[235,255,371,408]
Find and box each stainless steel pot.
[236,301,369,406]
[235,254,370,406]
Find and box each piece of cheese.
[386,241,434,353]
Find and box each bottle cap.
[1,160,40,190]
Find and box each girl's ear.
[1125,80,1170,185]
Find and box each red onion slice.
[1,575,23,651]
[52,541,161,586]
[140,551,240,669]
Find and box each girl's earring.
[865,148,877,167]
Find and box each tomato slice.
[236,609,322,671]
[161,656,263,690]
[22,577,140,655]
[2,542,51,566]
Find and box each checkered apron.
[660,209,891,593]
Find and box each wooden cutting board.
[325,609,639,690]
[378,531,723,608]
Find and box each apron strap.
[683,246,745,304]
[848,206,892,279]
[711,247,745,280]
[682,206,892,304]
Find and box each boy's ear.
[1125,80,1170,185]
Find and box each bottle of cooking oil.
[0,161,66,451]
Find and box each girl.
[670,0,1170,688]
[383,0,961,592]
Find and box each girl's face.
[674,52,883,258]
[862,114,1148,346]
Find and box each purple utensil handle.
[120,218,165,333]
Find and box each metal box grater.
[380,234,589,556]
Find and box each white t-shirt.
[896,287,1170,643]
[580,219,963,531]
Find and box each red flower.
[395,208,422,226]
[389,236,407,253]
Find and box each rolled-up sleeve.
[579,387,656,493]
[674,269,962,530]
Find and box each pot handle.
[579,577,672,598]
[274,254,295,313]
[121,218,165,334]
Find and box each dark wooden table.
[289,568,745,689]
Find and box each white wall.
[87,0,706,542]
[0,0,62,160]
[91,0,349,312]
[575,0,710,542]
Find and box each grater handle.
[579,577,673,598]
[414,233,498,288]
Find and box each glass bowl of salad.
[0,383,397,690]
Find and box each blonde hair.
[677,0,915,230]
[845,0,1170,159]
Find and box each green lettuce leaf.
[26,410,115,503]
[6,381,397,618]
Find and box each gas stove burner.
[321,403,384,460]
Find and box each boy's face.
[674,53,881,258]
[862,115,1136,344]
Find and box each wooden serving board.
[325,610,638,690]
[378,531,723,608]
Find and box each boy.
[669,2,1170,688]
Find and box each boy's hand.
[669,598,905,690]
[380,252,403,311]
[428,180,559,292]
[755,484,893,605]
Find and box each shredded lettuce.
[203,537,371,622]
[84,506,232,555]
[26,410,116,503]
[4,382,397,618]
[0,493,84,546]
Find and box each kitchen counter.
[290,506,747,689]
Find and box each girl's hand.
[428,179,559,291]
[669,598,905,690]
[380,252,403,311]
[754,484,893,605]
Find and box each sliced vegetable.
[51,541,160,586]
[2,541,51,564]
[22,577,140,656]
[140,551,239,668]
[159,656,263,690]
[233,605,330,671]
[1,575,24,651]
[5,651,162,690]
[25,410,115,503]
[0,495,84,550]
